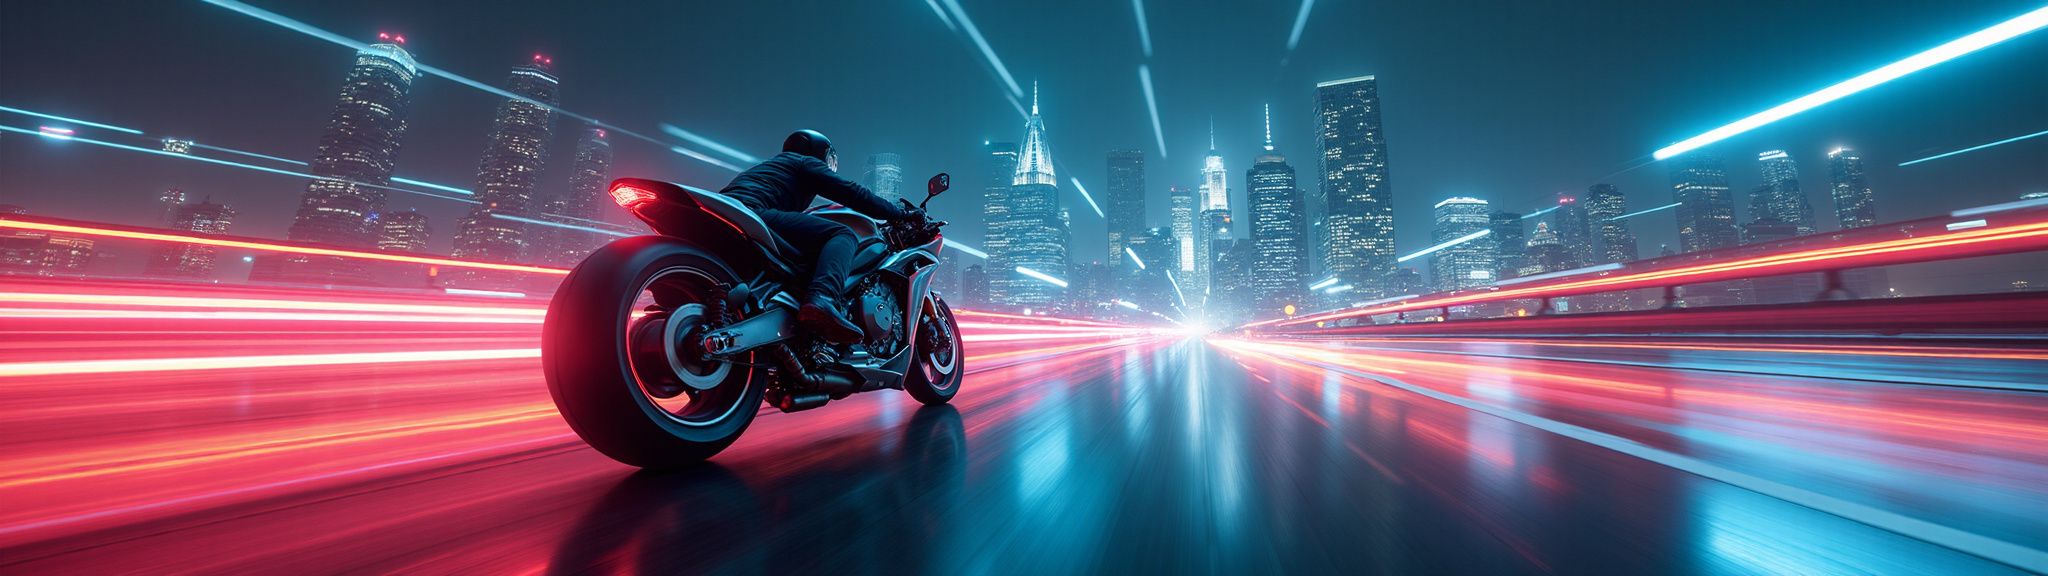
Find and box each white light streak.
[1138,65,1168,158]
[938,0,1024,97]
[491,213,633,237]
[1397,229,1491,263]
[1522,206,1559,219]
[0,105,142,134]
[945,239,988,259]
[1652,6,2048,160]
[1015,266,1069,288]
[659,124,759,164]
[1125,246,1147,269]
[1323,284,1355,295]
[1286,0,1318,52]
[1131,0,1153,57]
[925,0,957,31]
[1069,177,1105,218]
[1307,276,1340,291]
[1945,219,1988,231]
[669,146,742,172]
[1493,262,1625,287]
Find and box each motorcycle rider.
[720,129,915,344]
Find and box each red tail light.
[609,184,658,209]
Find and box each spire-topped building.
[1262,104,1275,152]
[1194,115,1231,308]
[1013,82,1056,187]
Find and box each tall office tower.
[1105,149,1145,270]
[1127,226,1179,312]
[1316,75,1395,296]
[450,54,561,288]
[1669,153,1739,253]
[1168,184,1195,274]
[980,141,1019,304]
[1827,147,1877,229]
[256,33,417,285]
[564,128,615,225]
[1002,83,1068,308]
[1430,197,1494,291]
[1246,106,1308,318]
[1489,211,1526,280]
[863,153,904,204]
[1207,240,1256,325]
[1069,261,1113,313]
[1522,222,1572,276]
[157,188,187,225]
[378,209,431,252]
[1584,183,1636,263]
[147,198,235,278]
[1756,150,1816,235]
[1551,193,1595,269]
[1192,124,1231,307]
[959,264,989,308]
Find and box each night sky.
[2,0,2044,289]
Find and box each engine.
[852,276,905,359]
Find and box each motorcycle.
[543,173,963,468]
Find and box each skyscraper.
[451,54,561,288]
[1168,185,1195,279]
[147,198,235,278]
[157,188,186,225]
[1489,210,1526,280]
[1105,149,1145,270]
[980,141,1019,305]
[1316,75,1395,296]
[255,33,417,284]
[863,153,904,204]
[1000,83,1068,308]
[1757,150,1816,235]
[1127,226,1178,312]
[959,264,989,308]
[536,128,616,265]
[1827,147,1876,230]
[1669,153,1739,253]
[1551,193,1595,269]
[1193,123,1232,307]
[1522,222,1571,276]
[378,209,431,253]
[1431,197,1493,291]
[1584,183,1636,264]
[1246,105,1308,318]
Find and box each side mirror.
[922,173,950,209]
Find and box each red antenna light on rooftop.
[394,34,406,44]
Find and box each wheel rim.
[625,266,753,428]
[920,299,960,390]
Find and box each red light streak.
[0,219,569,276]
[0,348,539,378]
[1259,219,2048,329]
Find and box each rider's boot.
[800,295,863,344]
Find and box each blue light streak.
[1165,269,1187,307]
[199,0,742,172]
[390,177,473,196]
[937,0,1024,98]
[1397,229,1490,263]
[1605,201,1683,221]
[1652,6,2048,160]
[1125,246,1147,270]
[1116,300,1143,311]
[1323,284,1355,295]
[924,0,957,31]
[669,146,742,172]
[1951,196,2048,218]
[0,105,143,134]
[1068,178,1106,218]
[1,124,479,205]
[659,124,759,164]
[1899,129,2048,167]
[1138,65,1168,158]
[490,214,632,237]
[1131,0,1153,57]
[1307,276,1340,291]
[1522,206,1559,219]
[1286,0,1318,53]
[1014,265,1069,288]
[944,239,988,259]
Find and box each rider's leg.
[756,211,863,343]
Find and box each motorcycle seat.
[683,187,789,260]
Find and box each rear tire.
[903,295,964,405]
[544,236,764,468]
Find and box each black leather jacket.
[720,152,906,220]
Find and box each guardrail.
[1249,198,2048,332]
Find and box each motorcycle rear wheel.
[544,236,764,468]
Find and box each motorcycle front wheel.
[903,294,964,405]
[544,236,764,468]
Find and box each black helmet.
[782,129,833,162]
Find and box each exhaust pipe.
[777,392,829,412]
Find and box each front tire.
[903,294,964,405]
[544,236,764,468]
